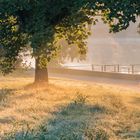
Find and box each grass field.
[0,70,140,140]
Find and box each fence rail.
[62,64,140,74]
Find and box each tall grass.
[0,75,139,140]
[2,93,140,140]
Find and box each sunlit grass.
[0,71,140,139]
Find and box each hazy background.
[87,19,140,65]
[24,19,140,68]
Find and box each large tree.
[0,0,140,83]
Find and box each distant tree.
[49,39,87,67]
[0,0,140,84]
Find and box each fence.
[62,64,140,75]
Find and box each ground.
[0,70,140,140]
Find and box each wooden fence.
[62,64,140,74]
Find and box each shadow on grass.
[3,94,109,140]
[2,93,140,140]
[0,88,15,104]
[24,82,65,92]
[0,116,15,124]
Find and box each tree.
[0,0,140,84]
[49,40,87,68]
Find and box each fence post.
[117,65,120,73]
[114,65,116,72]
[132,65,134,74]
[91,64,94,71]
[101,65,104,72]
[104,65,106,72]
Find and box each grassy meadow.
[0,70,140,140]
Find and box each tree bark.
[34,58,48,84]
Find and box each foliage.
[49,40,87,67]
[0,0,140,74]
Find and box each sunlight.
[0,1,140,140]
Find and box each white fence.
[62,64,140,74]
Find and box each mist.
[87,19,140,65]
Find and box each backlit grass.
[0,71,140,140]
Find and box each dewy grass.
[0,72,140,140]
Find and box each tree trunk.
[34,58,48,84]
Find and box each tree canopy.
[0,0,140,74]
